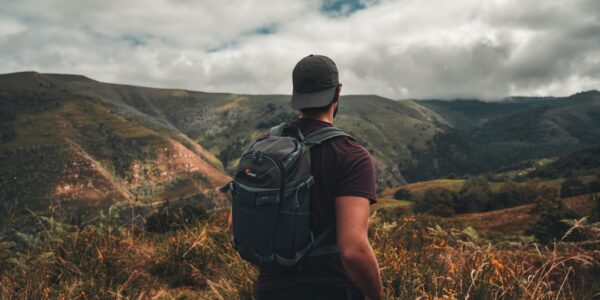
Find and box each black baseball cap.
[291,54,339,110]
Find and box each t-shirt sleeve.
[334,139,377,204]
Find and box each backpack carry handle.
[269,122,287,137]
[269,122,305,142]
[282,126,305,142]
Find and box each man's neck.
[299,113,333,125]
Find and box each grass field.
[1,206,598,299]
[378,177,597,235]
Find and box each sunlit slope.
[49,75,449,188]
[39,71,600,185]
[0,72,229,218]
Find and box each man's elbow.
[339,241,370,264]
[227,210,233,231]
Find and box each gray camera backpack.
[221,122,354,267]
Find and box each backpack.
[220,122,354,267]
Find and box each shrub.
[491,180,536,209]
[377,205,411,222]
[526,188,583,243]
[414,188,457,217]
[560,177,588,198]
[146,204,208,233]
[393,188,413,201]
[414,178,547,217]
[454,177,492,213]
[587,176,600,193]
[256,110,298,129]
[590,194,600,223]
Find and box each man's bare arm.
[335,196,383,300]
[228,208,233,231]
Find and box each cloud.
[0,0,598,100]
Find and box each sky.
[0,0,599,100]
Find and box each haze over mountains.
[1,71,599,219]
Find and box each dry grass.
[369,210,600,299]
[1,208,598,299]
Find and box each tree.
[590,193,600,223]
[560,177,587,198]
[491,180,535,209]
[414,188,456,217]
[526,187,581,243]
[393,188,413,201]
[454,177,492,213]
[587,174,600,194]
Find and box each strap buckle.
[220,181,234,193]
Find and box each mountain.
[405,91,600,180]
[1,71,599,219]
[0,72,230,221]
[14,73,448,187]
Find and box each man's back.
[257,117,377,297]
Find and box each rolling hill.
[2,72,453,190]
[404,91,600,180]
[1,71,599,220]
[0,72,230,221]
[523,145,600,179]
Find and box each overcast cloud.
[0,0,599,100]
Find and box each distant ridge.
[2,70,596,101]
[1,71,599,218]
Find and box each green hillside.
[405,91,600,180]
[2,71,600,219]
[20,72,600,185]
[18,73,451,187]
[0,72,230,221]
[524,146,600,179]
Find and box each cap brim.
[291,86,336,110]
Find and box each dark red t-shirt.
[257,117,377,291]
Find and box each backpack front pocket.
[231,183,280,257]
[274,176,313,255]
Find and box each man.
[252,54,384,300]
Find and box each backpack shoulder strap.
[269,122,287,137]
[304,126,354,147]
[306,224,339,257]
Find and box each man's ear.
[333,84,342,102]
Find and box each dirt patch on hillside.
[152,140,230,188]
[54,142,129,208]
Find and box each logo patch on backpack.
[244,168,257,177]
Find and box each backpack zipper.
[259,152,286,258]
[283,140,303,176]
[263,153,286,203]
